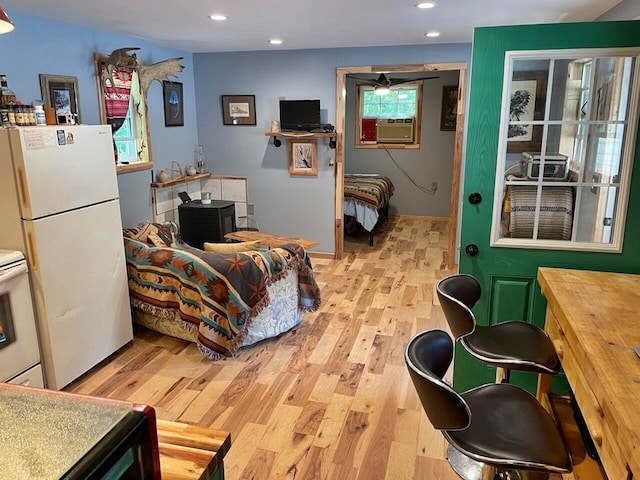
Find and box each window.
[113,95,138,163]
[94,53,152,174]
[362,87,418,118]
[491,48,640,252]
[355,82,423,148]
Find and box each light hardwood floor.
[69,215,462,480]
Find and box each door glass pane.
[493,49,639,251]
[573,185,619,243]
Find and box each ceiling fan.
[349,72,439,95]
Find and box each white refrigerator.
[0,125,133,390]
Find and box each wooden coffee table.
[224,230,319,250]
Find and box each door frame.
[334,62,467,266]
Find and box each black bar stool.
[405,329,572,480]
[436,274,559,383]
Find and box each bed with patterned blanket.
[123,224,321,359]
[344,174,395,246]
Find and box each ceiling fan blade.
[388,76,440,86]
[346,75,381,86]
[346,73,391,87]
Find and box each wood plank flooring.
[68,216,461,479]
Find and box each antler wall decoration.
[101,47,185,98]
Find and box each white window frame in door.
[490,47,640,252]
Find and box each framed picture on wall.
[39,74,82,124]
[163,81,184,127]
[440,85,458,131]
[289,139,317,175]
[221,95,256,125]
[507,70,547,153]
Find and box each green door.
[457,20,640,393]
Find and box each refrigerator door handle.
[26,232,38,272]
[17,166,30,210]
[0,262,28,284]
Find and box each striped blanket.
[344,174,395,210]
[124,237,321,359]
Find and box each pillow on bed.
[203,240,261,253]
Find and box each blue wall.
[194,44,471,252]
[1,10,471,251]
[0,10,197,228]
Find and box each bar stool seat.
[463,321,560,374]
[437,274,560,381]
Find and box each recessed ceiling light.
[425,31,440,38]
[269,39,283,45]
[416,2,435,8]
[209,14,227,21]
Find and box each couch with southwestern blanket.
[123,223,321,359]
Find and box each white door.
[10,125,118,220]
[25,199,132,389]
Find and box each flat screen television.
[279,100,321,131]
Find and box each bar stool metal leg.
[447,445,551,480]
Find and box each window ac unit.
[376,118,414,143]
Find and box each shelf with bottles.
[1,74,45,127]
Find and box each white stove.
[0,249,25,268]
[0,249,43,387]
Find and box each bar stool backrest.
[404,329,471,431]
[436,274,481,340]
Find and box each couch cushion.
[203,240,261,253]
[125,222,176,248]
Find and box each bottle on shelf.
[34,105,46,126]
[0,75,16,106]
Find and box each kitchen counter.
[0,383,132,479]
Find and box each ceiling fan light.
[0,7,14,34]
[374,85,390,96]
[416,2,435,8]
[208,14,227,21]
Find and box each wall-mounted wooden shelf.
[151,173,211,188]
[265,131,336,148]
[264,132,336,138]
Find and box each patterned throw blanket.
[508,185,574,240]
[124,238,321,359]
[344,174,395,210]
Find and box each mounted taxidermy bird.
[101,47,185,95]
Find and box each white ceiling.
[2,0,623,53]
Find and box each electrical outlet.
[247,203,255,215]
[432,181,438,192]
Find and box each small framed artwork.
[221,95,256,126]
[507,70,548,153]
[289,139,317,176]
[163,81,184,127]
[440,85,458,131]
[39,74,82,124]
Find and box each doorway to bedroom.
[334,63,467,266]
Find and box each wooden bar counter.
[537,267,640,480]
